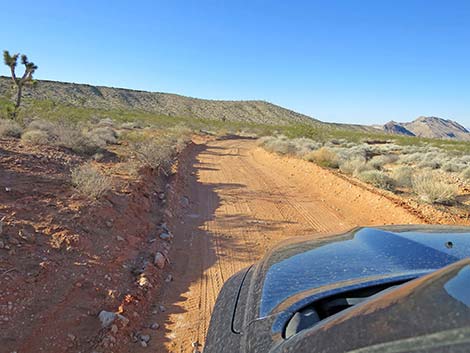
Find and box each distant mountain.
[0,76,320,126]
[383,121,415,136]
[379,116,470,141]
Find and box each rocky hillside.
[0,76,319,125]
[380,116,470,140]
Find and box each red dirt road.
[143,138,423,353]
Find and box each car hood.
[252,225,470,318]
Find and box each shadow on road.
[148,139,294,353]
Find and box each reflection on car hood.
[259,226,470,317]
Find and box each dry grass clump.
[120,121,143,130]
[131,138,175,173]
[54,123,100,155]
[292,138,322,156]
[441,161,466,173]
[460,167,470,180]
[21,130,50,145]
[304,147,339,168]
[412,173,457,205]
[368,154,399,170]
[71,163,112,199]
[96,118,115,127]
[357,170,395,190]
[168,125,193,151]
[0,119,23,138]
[23,119,121,154]
[87,127,118,147]
[339,158,372,175]
[417,159,441,169]
[257,136,297,155]
[28,119,56,133]
[391,166,413,187]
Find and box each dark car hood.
[254,226,470,318]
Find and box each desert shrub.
[27,119,56,134]
[357,170,395,190]
[71,163,112,199]
[87,127,118,147]
[167,125,193,151]
[0,119,23,138]
[54,123,100,155]
[305,147,339,168]
[461,167,470,180]
[121,121,143,130]
[459,155,470,164]
[391,166,413,188]
[21,130,50,145]
[400,152,424,164]
[339,158,372,175]
[291,138,321,156]
[258,136,297,155]
[132,137,175,173]
[368,154,399,169]
[417,159,441,169]
[412,173,457,205]
[96,118,115,127]
[441,161,466,173]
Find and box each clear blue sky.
[1,0,470,126]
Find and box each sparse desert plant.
[339,158,371,175]
[21,129,50,145]
[87,127,118,147]
[71,163,112,199]
[292,138,321,156]
[96,118,115,127]
[417,159,441,169]
[3,50,38,110]
[0,119,23,137]
[441,161,465,173]
[258,136,297,155]
[131,137,175,173]
[391,166,413,188]
[412,173,457,205]
[357,170,395,190]
[461,167,470,180]
[368,154,399,169]
[305,147,339,168]
[120,121,143,130]
[167,125,193,151]
[54,122,100,155]
[459,155,470,164]
[28,119,56,134]
[400,152,424,165]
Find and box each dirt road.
[146,138,423,353]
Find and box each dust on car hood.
[256,226,470,317]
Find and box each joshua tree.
[3,50,38,110]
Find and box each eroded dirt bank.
[143,138,424,353]
[0,138,174,353]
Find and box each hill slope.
[0,76,319,125]
[380,116,470,140]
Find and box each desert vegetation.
[3,50,38,114]
[0,112,198,202]
[258,134,470,209]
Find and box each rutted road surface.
[145,138,423,353]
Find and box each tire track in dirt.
[138,138,423,353]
